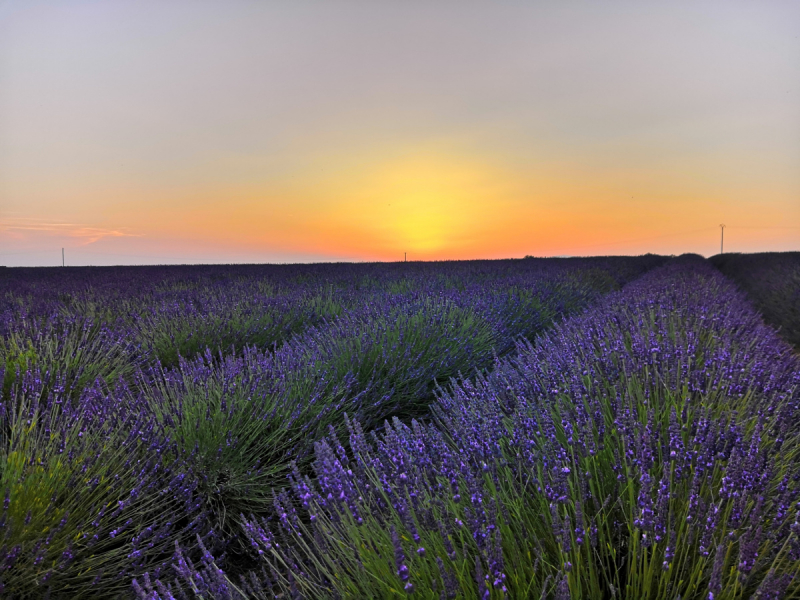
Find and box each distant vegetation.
[2,254,800,599]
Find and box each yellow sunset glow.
[300,149,520,258]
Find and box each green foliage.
[138,354,309,541]
[299,297,497,426]
[137,297,497,560]
[0,371,190,599]
[0,317,139,402]
[136,291,345,369]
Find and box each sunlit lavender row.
[141,256,800,599]
[0,257,659,598]
[2,254,798,599]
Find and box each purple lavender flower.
[391,526,410,585]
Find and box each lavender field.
[2,255,800,599]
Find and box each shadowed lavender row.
[710,252,800,350]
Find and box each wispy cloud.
[0,218,144,245]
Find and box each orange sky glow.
[1,1,798,266]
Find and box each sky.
[1,0,798,266]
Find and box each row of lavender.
[710,252,800,350]
[151,255,800,599]
[1,257,661,373]
[0,257,664,598]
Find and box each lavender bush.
[1,314,141,401]
[134,290,551,565]
[0,367,208,598]
[133,283,348,369]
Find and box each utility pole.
[719,224,725,254]
[404,252,407,262]
[62,248,65,267]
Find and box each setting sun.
[301,149,517,258]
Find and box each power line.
[722,226,800,230]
